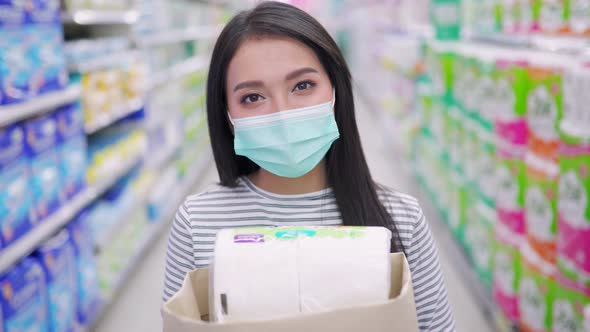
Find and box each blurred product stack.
[351,0,590,331]
[0,0,233,330]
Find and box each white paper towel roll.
[211,229,301,322]
[297,227,392,312]
[211,226,392,322]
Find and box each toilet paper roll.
[211,226,392,322]
[211,228,300,322]
[297,227,392,313]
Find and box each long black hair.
[206,1,405,254]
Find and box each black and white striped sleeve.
[162,200,196,302]
[407,207,456,332]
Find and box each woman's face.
[226,36,333,120]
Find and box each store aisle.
[96,93,493,332]
[353,93,494,332]
[95,163,220,332]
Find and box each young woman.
[163,2,455,331]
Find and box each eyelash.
[292,80,316,92]
[239,80,317,105]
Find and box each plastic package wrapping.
[209,226,392,323]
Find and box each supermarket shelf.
[148,143,181,171]
[464,31,590,54]
[62,10,139,25]
[0,85,81,127]
[94,178,157,253]
[150,56,209,90]
[69,50,141,73]
[357,87,517,332]
[85,98,144,134]
[0,154,142,274]
[135,24,223,47]
[87,153,213,331]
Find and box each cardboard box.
[162,253,418,332]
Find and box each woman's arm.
[162,201,196,302]
[408,208,456,332]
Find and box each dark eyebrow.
[232,67,319,92]
[233,80,264,92]
[285,67,318,81]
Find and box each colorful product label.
[496,158,527,236]
[59,136,87,200]
[560,65,590,144]
[31,149,62,219]
[467,200,496,287]
[557,144,590,284]
[535,0,568,32]
[494,239,522,322]
[550,274,590,332]
[0,28,33,104]
[0,257,49,332]
[526,66,563,160]
[569,0,590,34]
[38,232,77,332]
[519,268,552,331]
[232,226,371,243]
[525,156,559,263]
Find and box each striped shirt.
[163,177,456,331]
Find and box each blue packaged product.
[0,257,49,332]
[25,114,62,219]
[55,103,84,140]
[36,229,77,332]
[28,24,68,95]
[28,0,60,24]
[55,104,87,199]
[0,0,27,27]
[0,28,34,104]
[0,123,35,248]
[67,210,100,325]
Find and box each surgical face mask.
[229,91,339,178]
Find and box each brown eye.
[241,94,264,104]
[292,81,315,92]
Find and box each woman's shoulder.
[181,180,255,209]
[375,184,424,227]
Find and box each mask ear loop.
[227,111,235,126]
[331,88,336,108]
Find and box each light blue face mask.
[229,91,340,178]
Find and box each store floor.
[96,95,494,332]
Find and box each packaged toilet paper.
[28,24,69,96]
[557,142,590,286]
[0,257,49,332]
[55,103,87,200]
[25,114,63,220]
[466,199,496,288]
[496,155,527,237]
[526,65,563,161]
[518,242,556,332]
[494,235,522,323]
[534,0,568,33]
[569,0,590,35]
[495,57,529,236]
[525,151,559,263]
[494,58,528,151]
[211,226,392,322]
[478,128,498,208]
[67,210,99,325]
[0,123,36,248]
[551,273,590,332]
[560,62,590,145]
[36,229,77,332]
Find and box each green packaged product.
[550,273,590,332]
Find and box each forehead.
[227,36,323,82]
